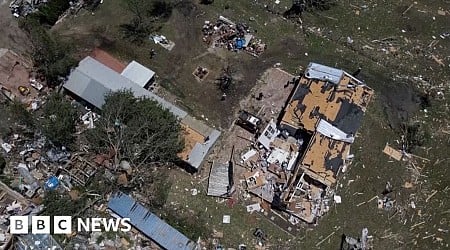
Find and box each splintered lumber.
[356,195,379,207]
[383,144,403,161]
[425,190,438,202]
[316,231,335,247]
[402,3,415,15]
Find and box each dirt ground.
[2,0,447,249]
[0,1,31,55]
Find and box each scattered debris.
[343,228,372,249]
[246,203,262,213]
[149,35,175,51]
[222,215,231,224]
[425,190,438,203]
[383,144,403,161]
[236,110,262,133]
[253,228,266,246]
[193,66,209,81]
[333,195,342,204]
[1,143,12,153]
[202,16,266,56]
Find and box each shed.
[121,61,156,88]
[63,56,187,118]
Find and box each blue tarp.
[44,176,59,190]
[235,38,245,49]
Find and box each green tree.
[42,191,87,216]
[120,0,173,44]
[8,100,34,128]
[87,90,183,168]
[40,93,78,147]
[0,155,5,175]
[19,17,76,86]
[28,0,71,26]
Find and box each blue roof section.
[108,192,198,250]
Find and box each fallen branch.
[402,3,415,15]
[316,231,335,247]
[422,234,435,240]
[426,190,438,203]
[356,195,378,207]
[410,221,425,231]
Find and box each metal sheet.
[108,192,197,250]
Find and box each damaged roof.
[299,130,351,187]
[108,192,198,250]
[283,63,373,187]
[281,62,373,134]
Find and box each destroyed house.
[108,192,198,250]
[280,63,373,135]
[252,63,373,224]
[63,56,220,170]
[282,63,373,188]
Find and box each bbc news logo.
[10,216,132,234]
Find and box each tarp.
[235,38,245,49]
[44,176,59,190]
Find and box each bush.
[27,0,71,26]
[40,93,78,147]
[19,15,76,86]
[0,156,6,174]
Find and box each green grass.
[51,0,449,249]
[165,170,293,248]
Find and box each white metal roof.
[121,60,155,88]
[317,119,355,143]
[64,56,187,118]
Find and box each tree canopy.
[120,0,173,43]
[87,90,183,167]
[40,93,78,147]
[19,17,76,86]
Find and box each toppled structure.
[202,16,266,56]
[108,192,199,250]
[242,63,373,224]
[0,182,41,249]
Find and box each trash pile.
[202,16,266,56]
[0,181,43,248]
[9,0,82,17]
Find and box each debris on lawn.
[150,34,175,51]
[202,16,266,56]
[236,110,262,134]
[246,203,262,213]
[193,66,209,81]
[383,144,404,161]
[253,228,267,246]
[343,228,373,250]
[222,215,231,224]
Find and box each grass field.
[52,0,449,249]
